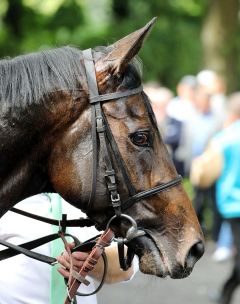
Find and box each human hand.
[56,243,89,279]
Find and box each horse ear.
[97,17,157,76]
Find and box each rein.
[0,207,94,263]
[0,208,111,300]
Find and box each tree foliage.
[0,0,239,91]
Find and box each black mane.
[0,46,84,108]
[0,45,142,110]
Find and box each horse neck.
[0,91,86,216]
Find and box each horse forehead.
[103,95,146,119]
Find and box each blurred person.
[144,82,185,175]
[191,92,240,304]
[185,84,222,169]
[164,75,198,175]
[167,75,197,122]
[196,71,227,243]
[179,84,222,233]
[197,69,227,123]
[144,82,173,135]
[178,82,222,175]
[0,193,137,304]
[212,221,233,263]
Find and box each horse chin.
[130,235,168,278]
[131,235,193,279]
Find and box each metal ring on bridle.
[106,214,145,243]
[106,214,137,230]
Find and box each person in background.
[0,194,137,304]
[197,70,231,261]
[166,75,197,176]
[178,81,222,236]
[167,75,197,123]
[144,82,186,175]
[180,82,222,175]
[144,82,173,135]
[212,221,233,263]
[196,70,227,123]
[191,92,240,304]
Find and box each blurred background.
[0,0,240,92]
[1,0,240,303]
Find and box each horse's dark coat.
[0,19,204,279]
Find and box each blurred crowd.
[144,71,240,304]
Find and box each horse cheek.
[48,151,83,203]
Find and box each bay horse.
[0,18,204,280]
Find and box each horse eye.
[130,131,151,147]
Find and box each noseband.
[83,49,182,269]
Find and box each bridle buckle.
[111,193,121,208]
[96,116,105,133]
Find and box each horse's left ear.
[96,17,157,76]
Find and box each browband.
[89,85,143,104]
[83,49,143,104]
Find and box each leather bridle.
[83,48,182,269]
[0,48,183,303]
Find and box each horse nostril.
[185,240,205,269]
[191,241,205,259]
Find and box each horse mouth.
[130,234,170,278]
[129,234,193,279]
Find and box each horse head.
[48,19,204,279]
